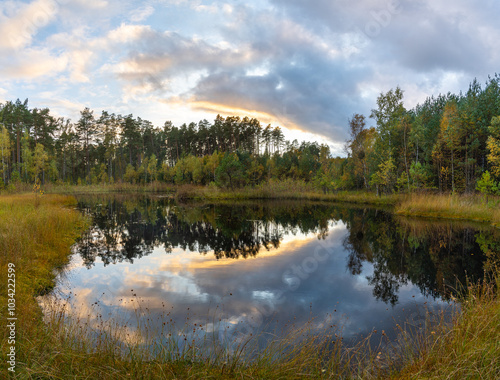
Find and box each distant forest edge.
[2,75,500,195]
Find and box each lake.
[39,194,493,356]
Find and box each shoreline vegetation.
[15,178,500,226]
[1,191,499,378]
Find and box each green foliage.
[0,126,10,183]
[174,156,191,184]
[370,156,396,194]
[370,86,406,159]
[487,116,500,177]
[124,164,137,184]
[160,162,174,182]
[147,154,158,182]
[409,161,431,190]
[313,172,336,193]
[89,167,98,185]
[30,143,49,183]
[48,160,59,182]
[476,171,499,195]
[21,131,33,182]
[136,157,146,184]
[396,171,410,192]
[98,163,108,184]
[215,152,245,189]
[10,168,21,183]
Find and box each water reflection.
[42,195,496,352]
[76,197,333,264]
[342,210,488,305]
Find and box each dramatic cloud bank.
[1,0,499,154]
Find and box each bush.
[476,171,499,195]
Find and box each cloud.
[2,0,500,149]
[103,6,372,141]
[0,87,8,102]
[0,0,59,51]
[185,9,372,139]
[129,5,154,22]
[103,29,262,101]
[0,47,67,79]
[271,0,500,77]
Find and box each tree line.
[0,100,328,189]
[1,74,500,193]
[344,75,500,195]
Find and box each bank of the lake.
[396,192,500,228]
[39,179,397,205]
[0,194,89,375]
[173,182,500,229]
[36,180,500,227]
[1,192,499,379]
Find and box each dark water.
[40,194,495,353]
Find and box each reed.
[0,193,89,375]
[175,179,397,206]
[396,192,500,226]
[395,273,500,379]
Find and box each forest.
[1,74,500,195]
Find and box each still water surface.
[41,195,493,352]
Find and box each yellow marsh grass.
[397,275,500,379]
[0,193,89,375]
[396,193,500,226]
[175,180,397,207]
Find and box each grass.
[7,179,396,206]
[0,193,89,376]
[174,179,398,207]
[41,180,176,194]
[396,192,500,227]
[395,274,500,379]
[1,191,499,378]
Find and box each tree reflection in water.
[74,195,496,305]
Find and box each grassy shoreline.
[38,180,398,205]
[0,194,89,376]
[395,192,500,227]
[1,191,499,378]
[396,276,500,379]
[31,180,500,227]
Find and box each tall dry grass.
[39,181,176,194]
[175,179,397,207]
[395,274,500,379]
[34,293,398,379]
[0,193,89,375]
[396,192,500,226]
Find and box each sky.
[1,0,500,156]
